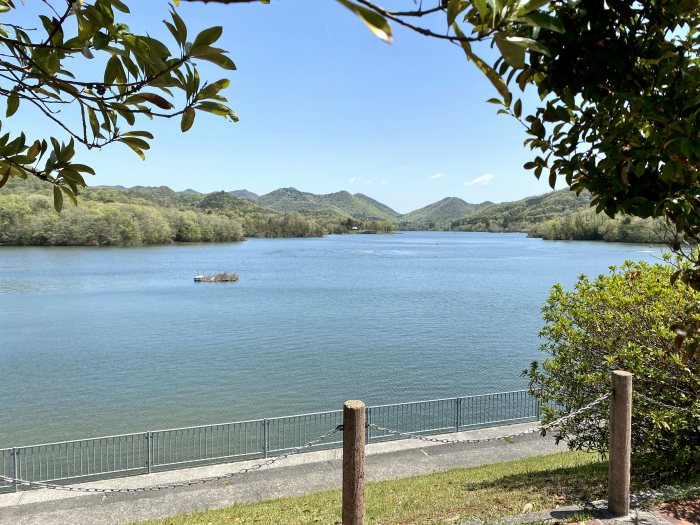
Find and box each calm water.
[0,232,662,446]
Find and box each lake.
[0,232,663,446]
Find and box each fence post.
[365,408,371,445]
[608,370,632,517]
[455,398,462,432]
[263,419,269,458]
[343,400,365,525]
[146,432,152,474]
[11,448,18,493]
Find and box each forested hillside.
[453,190,593,232]
[528,209,673,243]
[257,187,399,222]
[399,197,487,230]
[452,190,674,243]
[0,181,389,246]
[0,181,675,247]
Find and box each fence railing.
[0,389,539,493]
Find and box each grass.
[132,451,613,525]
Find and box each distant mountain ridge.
[2,177,667,244]
[229,189,259,201]
[90,183,593,229]
[454,189,593,232]
[257,187,399,221]
[399,197,487,227]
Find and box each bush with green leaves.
[525,259,700,472]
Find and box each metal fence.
[0,389,539,493]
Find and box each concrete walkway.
[0,422,561,525]
[3,422,690,525]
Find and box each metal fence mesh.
[0,390,539,492]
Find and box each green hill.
[399,197,485,229]
[0,179,672,245]
[452,189,673,243]
[354,193,401,219]
[258,188,397,221]
[455,189,593,232]
[197,191,272,217]
[229,189,259,201]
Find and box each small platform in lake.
[194,272,239,283]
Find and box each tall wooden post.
[608,370,632,517]
[343,400,366,525]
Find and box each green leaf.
[197,79,230,101]
[485,0,502,25]
[111,0,130,13]
[505,35,551,57]
[71,163,96,175]
[125,93,174,110]
[81,42,94,60]
[191,26,223,51]
[336,0,393,44]
[6,90,19,117]
[472,0,489,22]
[87,106,100,137]
[494,32,526,68]
[113,104,136,126]
[194,52,236,70]
[514,99,522,118]
[60,169,87,187]
[453,25,509,99]
[512,13,564,33]
[93,31,110,50]
[195,101,238,121]
[121,142,145,160]
[53,185,63,212]
[119,136,151,151]
[170,6,187,44]
[447,0,468,26]
[26,140,41,162]
[514,0,550,16]
[104,55,124,86]
[122,131,154,139]
[181,107,195,132]
[61,185,78,206]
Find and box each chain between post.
[4,391,688,494]
[368,393,611,445]
[0,425,342,494]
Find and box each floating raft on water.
[194,272,239,283]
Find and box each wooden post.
[343,400,366,525]
[608,370,632,517]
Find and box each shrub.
[525,259,700,472]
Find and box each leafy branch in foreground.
[0,0,236,211]
[336,0,700,288]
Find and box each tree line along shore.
[0,178,673,247]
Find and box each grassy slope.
[131,449,700,525]
[133,451,609,525]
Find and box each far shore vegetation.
[0,178,674,247]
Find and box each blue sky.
[10,1,556,213]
